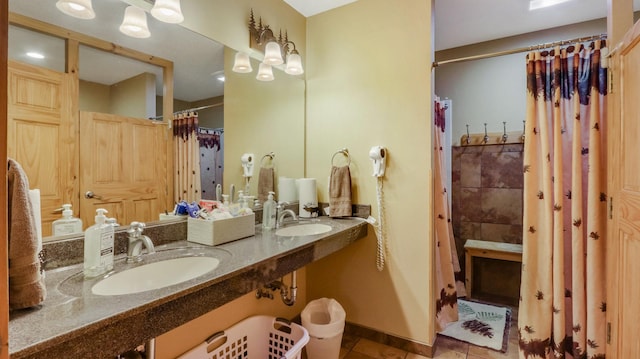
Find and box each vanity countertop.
[8,217,368,359]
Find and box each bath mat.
[439,299,511,352]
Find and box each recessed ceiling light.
[26,52,45,59]
[529,0,572,10]
[211,71,225,82]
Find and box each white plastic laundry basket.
[178,315,309,359]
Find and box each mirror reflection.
[8,0,225,238]
[7,0,307,242]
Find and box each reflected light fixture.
[232,9,304,81]
[120,6,151,38]
[26,52,45,59]
[55,0,95,19]
[256,63,275,81]
[151,0,184,24]
[232,52,253,73]
[529,0,572,10]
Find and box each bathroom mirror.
[7,0,306,240]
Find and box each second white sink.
[275,223,332,237]
[91,256,220,296]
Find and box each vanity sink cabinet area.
[2,0,441,359]
[9,217,368,358]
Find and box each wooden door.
[7,61,76,237]
[79,111,168,228]
[607,19,640,357]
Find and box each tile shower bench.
[464,239,523,299]
[8,216,368,359]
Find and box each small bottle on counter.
[262,191,277,230]
[52,204,83,236]
[83,208,114,278]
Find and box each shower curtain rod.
[432,33,607,68]
[148,103,223,120]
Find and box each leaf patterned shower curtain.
[434,99,464,331]
[173,112,202,203]
[518,40,607,359]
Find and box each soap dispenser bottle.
[52,204,83,236]
[262,192,277,230]
[84,208,114,278]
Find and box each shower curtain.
[518,40,607,359]
[434,98,464,331]
[198,128,224,200]
[173,112,202,203]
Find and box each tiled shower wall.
[451,144,524,303]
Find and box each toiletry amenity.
[262,191,277,230]
[329,166,353,217]
[7,158,46,309]
[52,204,83,236]
[84,208,114,278]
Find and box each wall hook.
[465,124,471,145]
[502,121,508,143]
[483,123,489,144]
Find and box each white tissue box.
[187,214,255,246]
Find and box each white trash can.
[301,298,346,359]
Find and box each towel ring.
[331,148,351,167]
[261,152,275,168]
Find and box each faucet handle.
[127,221,146,236]
[277,201,289,209]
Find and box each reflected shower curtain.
[173,112,202,203]
[434,98,464,331]
[199,128,223,200]
[518,41,607,359]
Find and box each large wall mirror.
[7,0,306,240]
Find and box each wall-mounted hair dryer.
[241,153,255,178]
[369,146,387,177]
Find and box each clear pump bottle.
[83,208,114,278]
[262,192,277,230]
[52,204,83,236]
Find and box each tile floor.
[329,306,519,359]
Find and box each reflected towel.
[7,158,46,309]
[329,165,352,217]
[257,167,275,203]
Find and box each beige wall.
[109,72,156,119]
[79,80,110,113]
[435,18,607,145]
[305,0,435,346]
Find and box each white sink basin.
[91,256,220,296]
[275,223,332,237]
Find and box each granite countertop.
[9,216,368,359]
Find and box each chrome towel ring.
[331,148,351,167]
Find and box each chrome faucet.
[126,222,156,263]
[276,202,298,228]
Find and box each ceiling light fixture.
[26,52,45,59]
[151,0,184,24]
[529,0,572,11]
[256,63,275,82]
[232,9,304,81]
[120,6,151,38]
[55,0,96,19]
